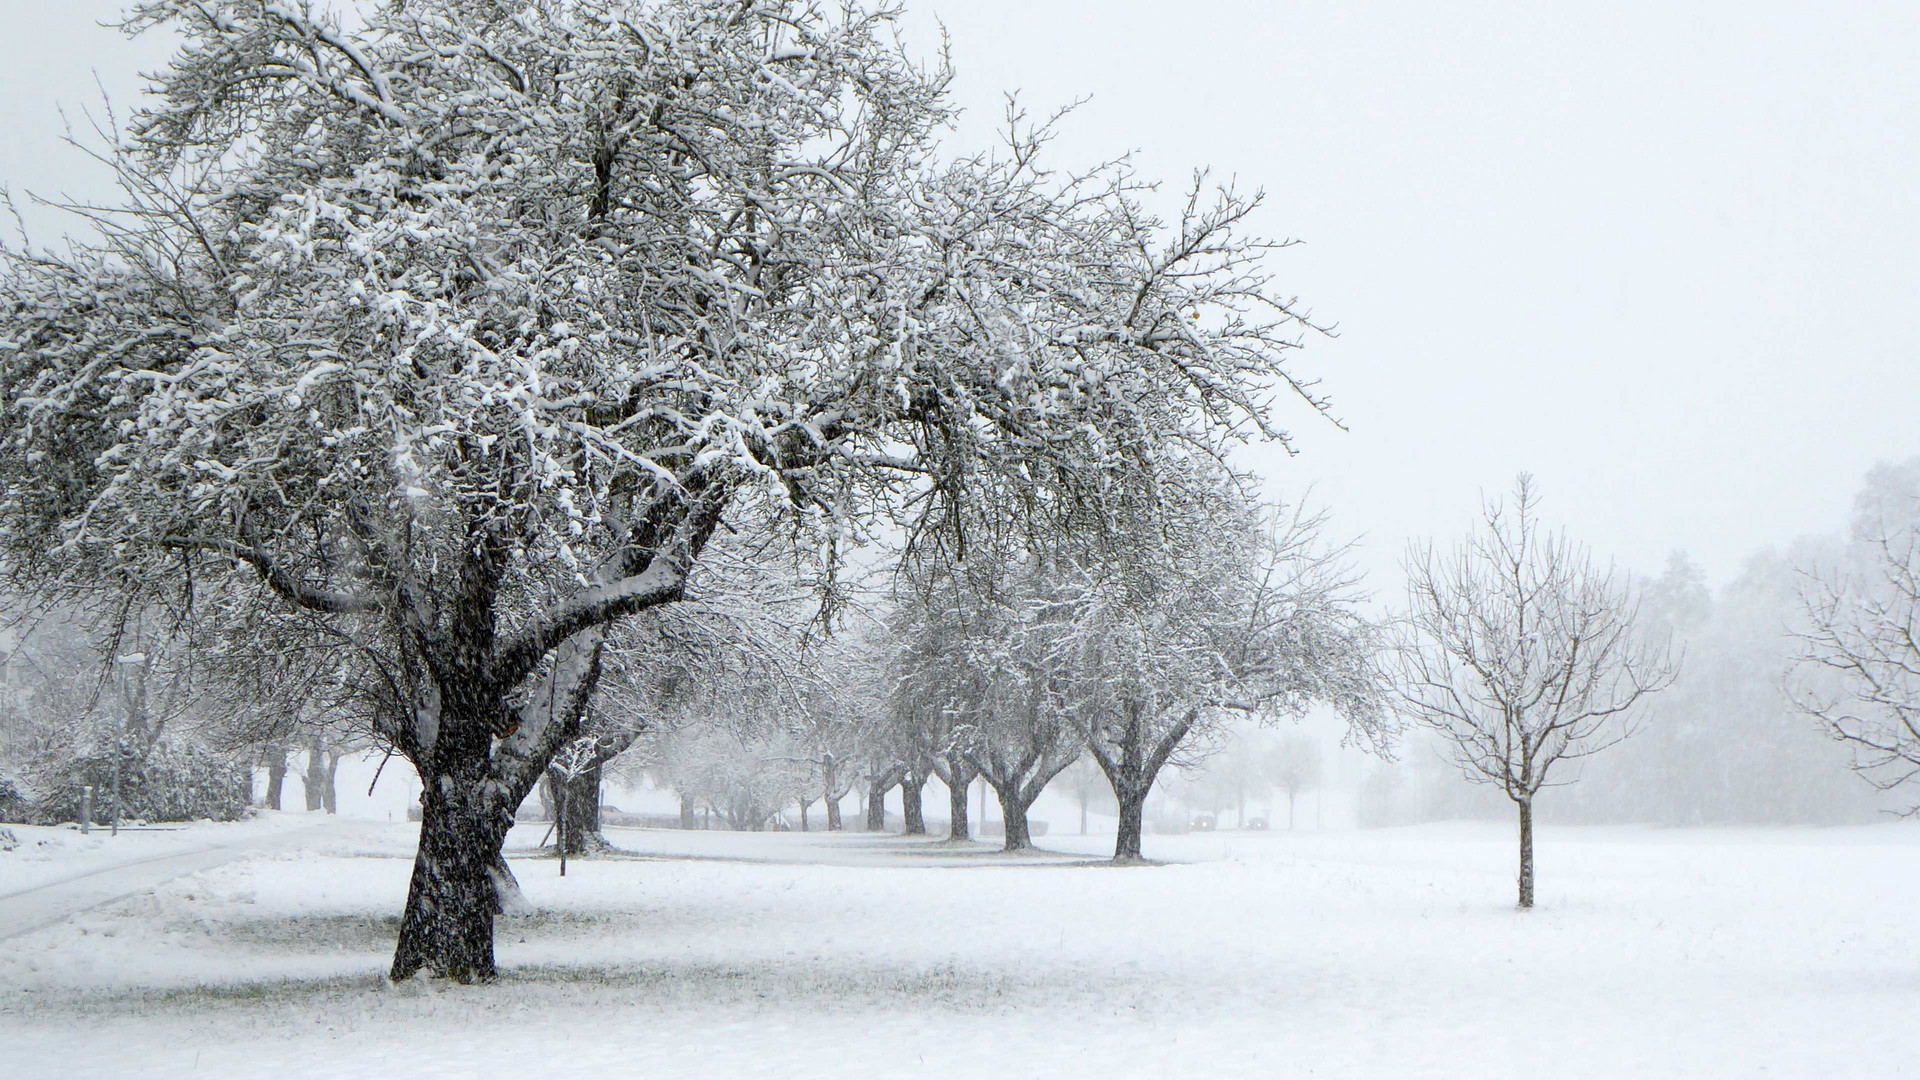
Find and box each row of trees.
[882,486,1388,860]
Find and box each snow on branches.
[1794,525,1920,813]
[0,0,1336,976]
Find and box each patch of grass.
[220,913,401,952]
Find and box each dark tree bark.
[323,752,342,814]
[556,783,571,876]
[263,745,287,810]
[304,736,327,812]
[822,755,845,831]
[555,763,605,856]
[858,762,905,832]
[390,748,513,983]
[937,753,975,841]
[1088,701,1197,863]
[679,790,698,829]
[797,798,810,831]
[901,772,927,835]
[947,774,970,840]
[388,621,609,981]
[1114,788,1146,860]
[993,785,1035,850]
[1517,798,1535,909]
[968,704,1080,853]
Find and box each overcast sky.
[4,1,1916,595]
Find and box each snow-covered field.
[3,818,1917,1079]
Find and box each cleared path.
[0,822,349,942]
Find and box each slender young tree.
[1389,475,1676,908]
[1794,522,1920,813]
[1266,734,1322,830]
[1058,755,1111,835]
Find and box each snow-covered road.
[0,818,364,942]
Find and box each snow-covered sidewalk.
[0,815,379,941]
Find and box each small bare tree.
[1266,733,1322,830]
[1390,475,1675,907]
[1794,525,1920,812]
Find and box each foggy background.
[3,0,1914,831]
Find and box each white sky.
[4,1,1917,594]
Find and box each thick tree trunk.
[797,798,810,832]
[678,791,697,829]
[1089,701,1193,863]
[390,780,511,983]
[993,785,1033,852]
[865,783,887,832]
[1114,790,1146,861]
[901,774,927,835]
[556,765,604,856]
[947,771,970,841]
[1517,799,1535,909]
[323,752,341,814]
[822,755,843,831]
[304,737,327,812]
[385,600,609,982]
[263,745,287,810]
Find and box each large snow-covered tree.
[1389,475,1676,908]
[0,0,1332,979]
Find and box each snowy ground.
[2,818,1917,1079]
